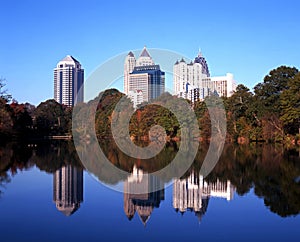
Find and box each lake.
[0,141,299,242]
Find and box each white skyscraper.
[173,52,210,98]
[124,51,136,95]
[173,51,236,103]
[54,55,84,107]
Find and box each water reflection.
[0,141,300,219]
[173,170,235,221]
[124,165,165,225]
[53,165,83,216]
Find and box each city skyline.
[51,49,233,108]
[1,0,300,105]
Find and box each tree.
[225,84,254,140]
[280,72,300,135]
[253,66,298,141]
[254,66,298,116]
[95,89,127,138]
[34,99,69,135]
[0,79,13,135]
[0,103,13,135]
[0,78,12,102]
[10,102,33,134]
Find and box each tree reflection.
[31,141,83,173]
[0,142,33,196]
[0,141,83,197]
[0,140,300,218]
[194,144,300,217]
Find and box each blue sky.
[1,0,300,105]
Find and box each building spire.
[140,46,151,58]
[198,47,202,57]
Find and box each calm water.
[0,141,299,242]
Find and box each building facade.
[173,51,236,103]
[124,47,165,108]
[211,73,236,97]
[124,51,136,95]
[128,90,144,109]
[54,55,84,107]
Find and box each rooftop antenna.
[198,47,202,57]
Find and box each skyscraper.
[54,55,84,107]
[173,51,236,103]
[173,53,210,97]
[124,51,136,95]
[124,47,165,107]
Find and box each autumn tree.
[0,79,13,136]
[9,102,33,135]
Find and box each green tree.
[194,99,211,140]
[34,99,69,135]
[280,72,300,135]
[254,66,298,116]
[253,66,298,141]
[225,84,255,140]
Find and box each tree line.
[92,65,300,144]
[1,65,300,143]
[221,65,300,143]
[0,78,72,139]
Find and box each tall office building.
[124,51,136,95]
[124,47,165,108]
[54,55,84,107]
[53,165,83,216]
[173,53,210,96]
[173,51,236,103]
[129,65,165,103]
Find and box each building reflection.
[173,170,235,221]
[53,165,83,216]
[124,165,165,225]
